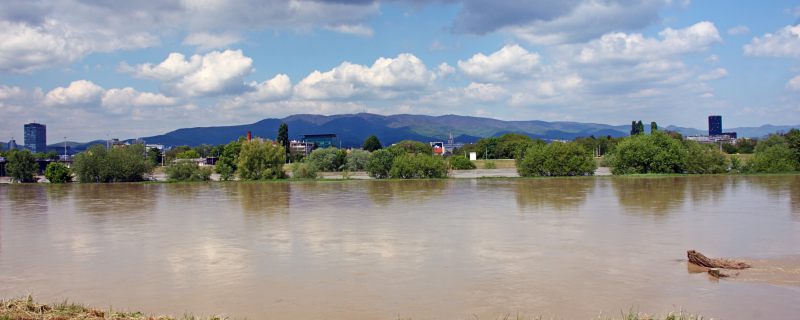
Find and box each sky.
[1,0,800,142]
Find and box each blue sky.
[1,0,799,142]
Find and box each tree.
[307,147,347,171]
[215,140,243,181]
[44,162,72,183]
[237,138,286,180]
[448,155,476,170]
[650,121,658,132]
[474,137,500,159]
[637,121,645,134]
[516,142,596,176]
[72,144,152,182]
[784,128,800,164]
[744,134,798,173]
[366,148,400,179]
[176,150,200,159]
[166,160,213,181]
[291,161,318,179]
[389,154,448,179]
[277,122,290,157]
[362,135,382,152]
[147,147,162,166]
[684,141,728,174]
[6,150,38,182]
[606,132,688,174]
[345,149,370,171]
[387,140,432,155]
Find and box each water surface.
[1,176,799,319]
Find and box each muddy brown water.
[1,176,799,319]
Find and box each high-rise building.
[708,115,722,136]
[24,123,47,153]
[7,139,18,150]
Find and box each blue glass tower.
[24,123,47,153]
[708,115,722,136]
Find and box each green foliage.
[631,120,645,135]
[387,140,432,155]
[191,144,215,157]
[784,128,800,164]
[291,161,318,179]
[237,139,286,180]
[146,147,161,166]
[683,141,728,174]
[345,149,370,171]
[729,155,742,173]
[215,140,242,181]
[651,121,658,132]
[33,151,60,160]
[365,148,402,179]
[475,137,500,159]
[44,162,72,183]
[362,135,383,152]
[176,150,201,159]
[744,134,798,173]
[606,132,688,174]
[574,135,619,157]
[516,142,596,176]
[6,150,38,182]
[72,144,153,182]
[164,146,191,163]
[448,155,476,170]
[483,160,496,169]
[277,122,289,156]
[166,160,213,182]
[307,147,347,171]
[389,153,448,179]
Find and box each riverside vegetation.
[2,123,799,183]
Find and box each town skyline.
[2,1,800,141]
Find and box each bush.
[176,150,201,159]
[166,160,213,181]
[516,142,596,176]
[366,149,398,179]
[448,155,476,170]
[44,162,72,183]
[307,147,347,172]
[684,141,728,174]
[237,139,286,180]
[215,140,242,181]
[345,149,370,171]
[291,161,318,179]
[387,140,432,155]
[742,134,798,173]
[72,144,152,182]
[6,149,38,182]
[389,154,448,179]
[606,132,688,174]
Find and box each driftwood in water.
[687,250,750,269]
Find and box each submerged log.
[687,250,750,269]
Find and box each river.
[1,176,799,319]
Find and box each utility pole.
[63,136,67,160]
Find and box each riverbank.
[0,296,706,320]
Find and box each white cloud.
[294,53,436,100]
[457,44,540,82]
[324,24,374,37]
[705,54,720,63]
[575,21,721,63]
[0,85,26,101]
[744,24,800,58]
[697,68,728,81]
[787,75,800,91]
[127,50,254,97]
[437,63,455,77]
[183,33,242,50]
[464,82,509,102]
[220,74,293,110]
[101,88,177,113]
[727,25,750,35]
[44,80,104,106]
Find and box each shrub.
[291,161,318,179]
[307,147,347,172]
[237,138,286,180]
[684,141,728,174]
[606,132,687,174]
[345,149,370,171]
[744,144,797,173]
[362,135,383,152]
[366,149,398,179]
[448,155,476,170]
[516,142,596,176]
[215,140,242,181]
[6,149,38,182]
[176,150,200,159]
[389,154,448,179]
[387,140,432,155]
[72,144,153,182]
[44,162,72,183]
[167,160,213,181]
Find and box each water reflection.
[612,177,687,215]
[73,184,158,217]
[366,180,449,206]
[5,185,49,217]
[237,182,290,216]
[513,178,595,212]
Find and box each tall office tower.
[24,123,47,153]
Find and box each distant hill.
[59,113,800,149]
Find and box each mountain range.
[49,113,800,151]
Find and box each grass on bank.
[0,296,225,320]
